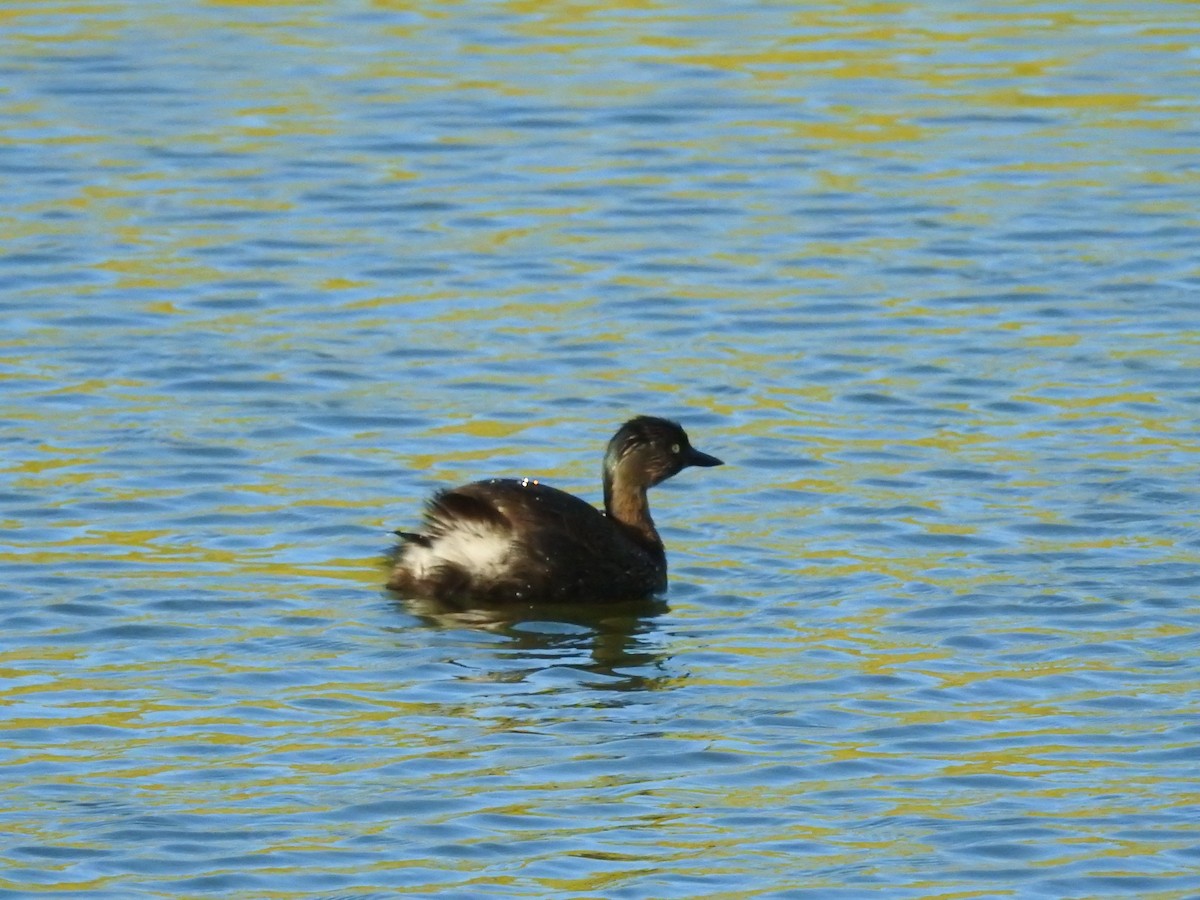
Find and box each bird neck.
[603,468,663,556]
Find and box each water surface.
[2,2,1198,898]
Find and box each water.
[2,1,1199,897]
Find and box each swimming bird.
[387,416,722,604]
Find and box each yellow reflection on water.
[1,2,1196,896]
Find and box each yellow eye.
[671,443,681,454]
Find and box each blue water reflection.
[2,0,1198,897]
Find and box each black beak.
[686,447,723,468]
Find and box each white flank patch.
[404,521,513,580]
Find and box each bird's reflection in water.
[392,591,677,692]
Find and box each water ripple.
[2,1,1198,898]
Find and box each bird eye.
[671,443,680,454]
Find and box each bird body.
[387,417,722,604]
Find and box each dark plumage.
[387,416,723,604]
